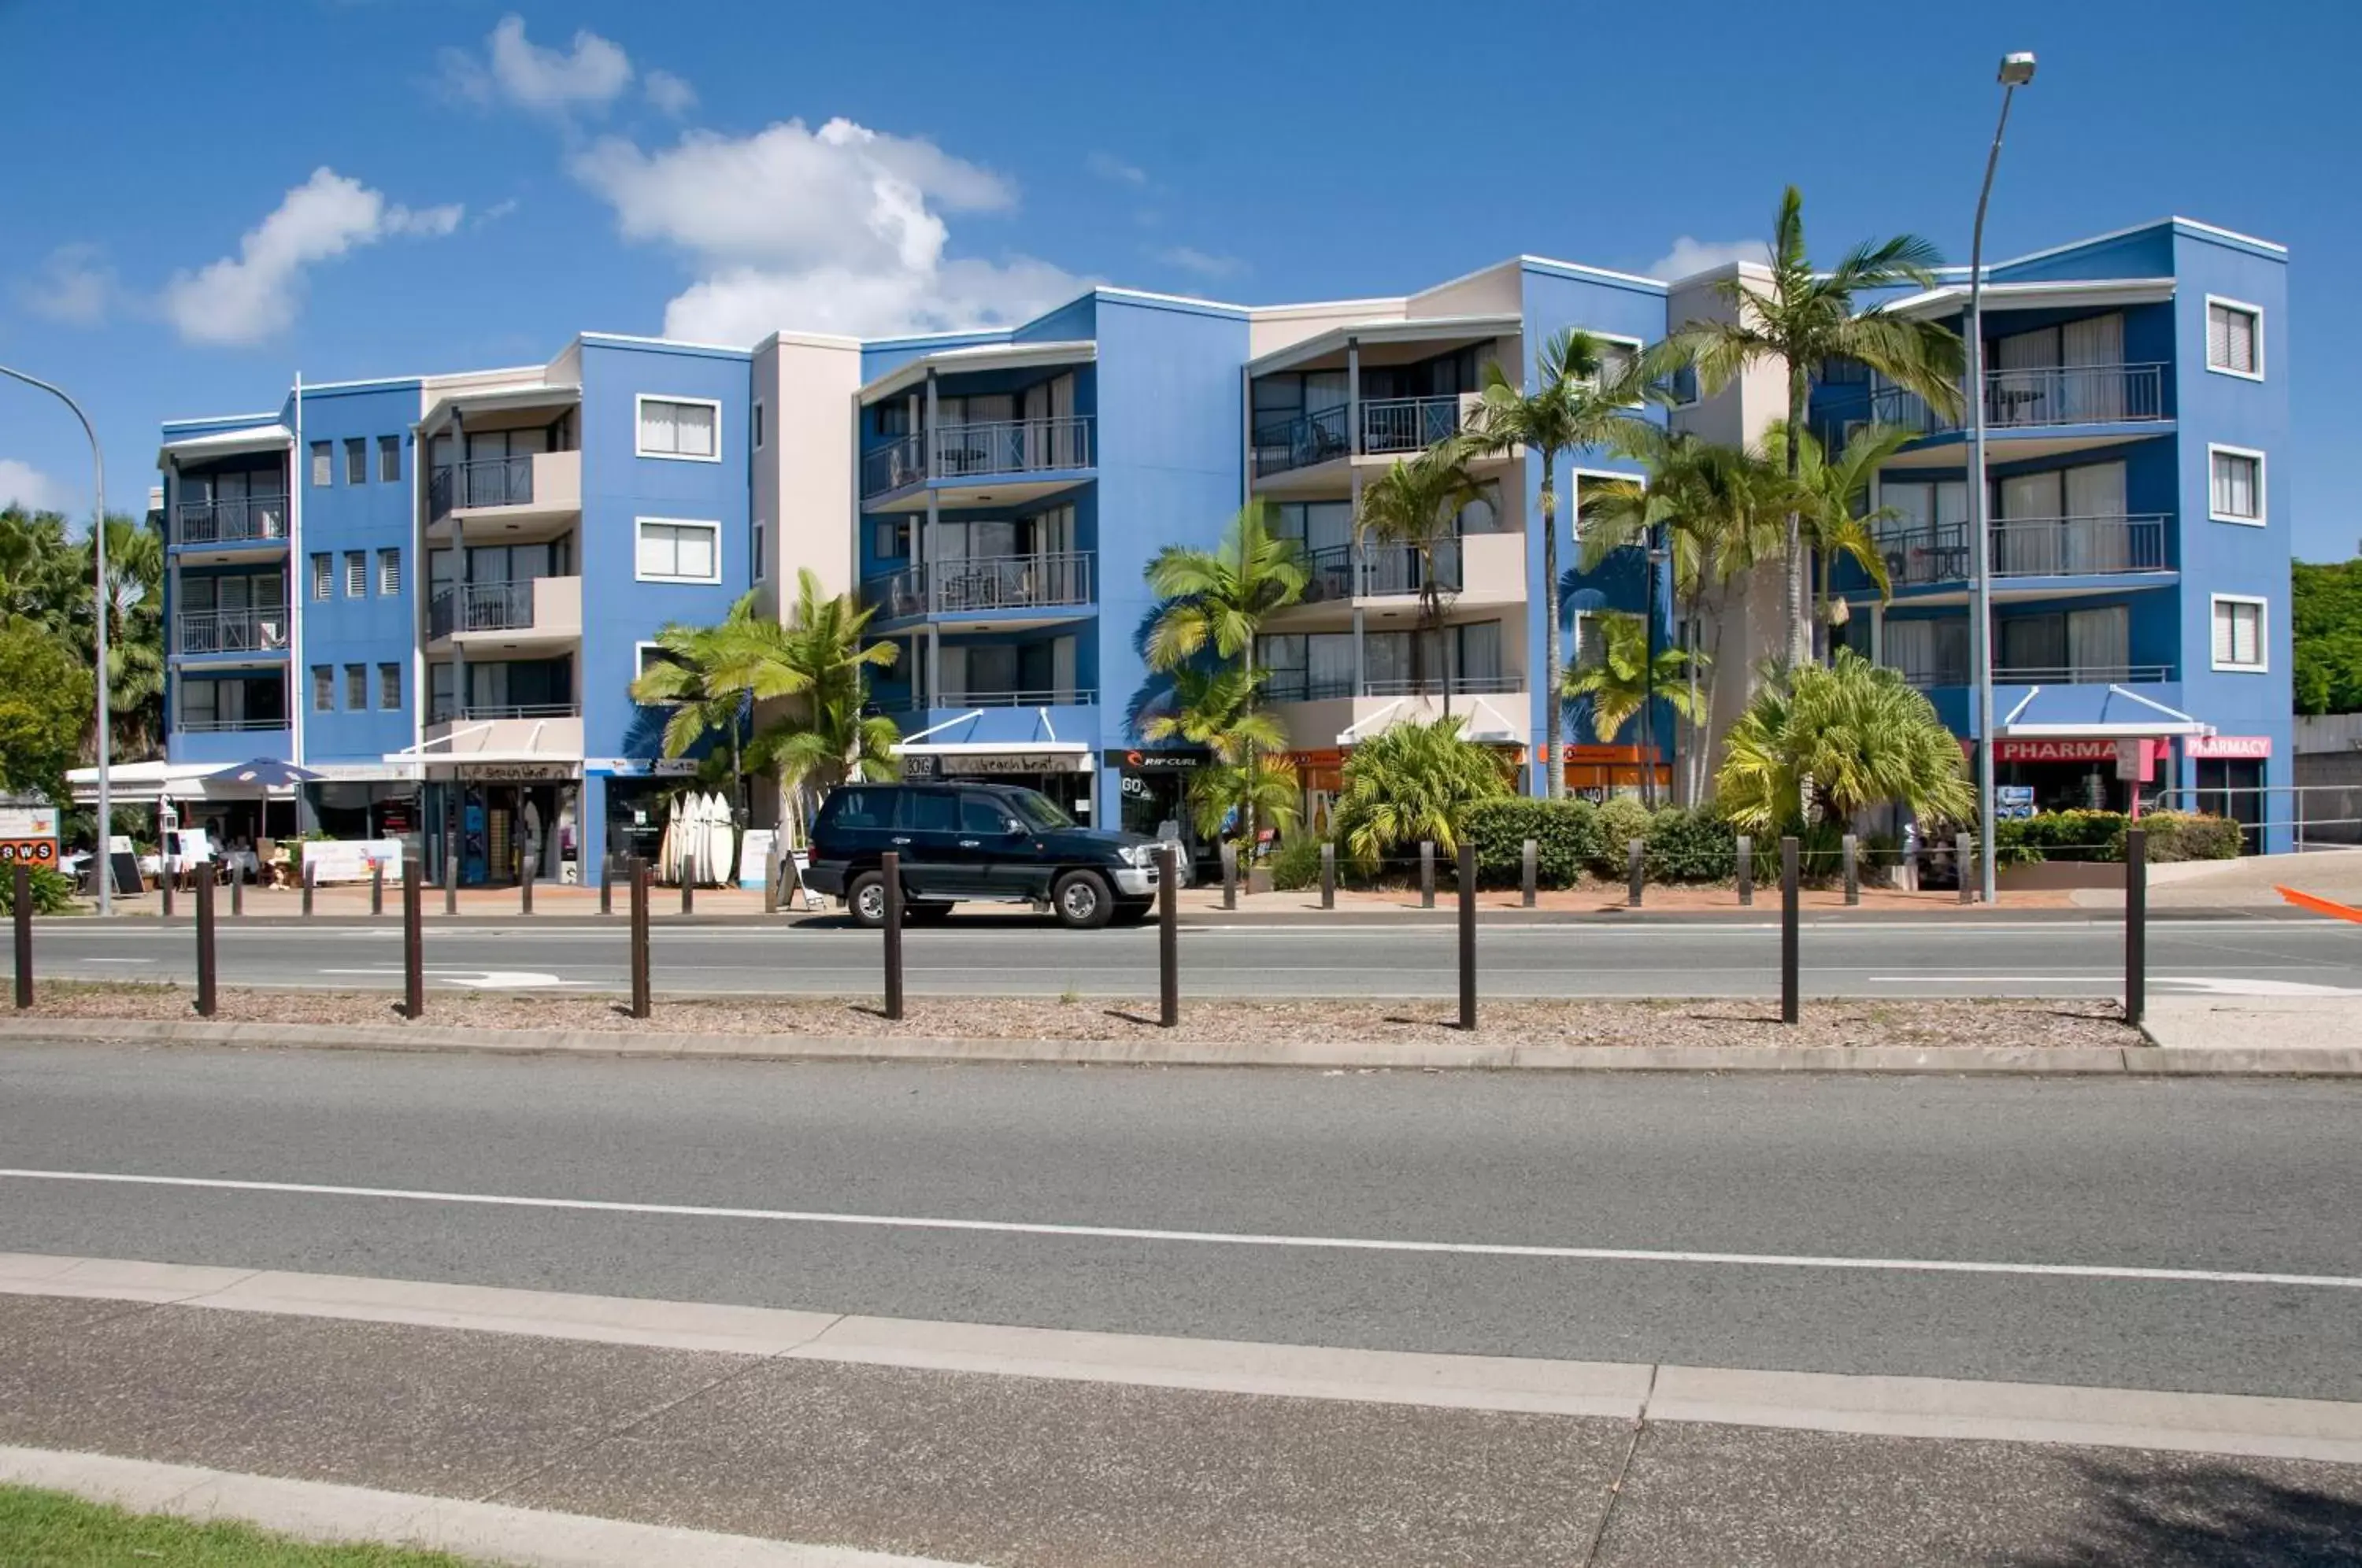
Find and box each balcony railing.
[429,580,539,639]
[1891,662,2175,690]
[862,551,1094,619]
[1251,405,1350,478]
[175,608,288,656]
[1360,396,1467,456]
[177,716,289,734]
[1298,542,1464,602]
[859,417,1095,498]
[428,454,539,518]
[1871,516,2171,588]
[428,701,579,724]
[1264,671,1520,703]
[1856,364,2168,440]
[175,497,287,546]
[877,687,1098,712]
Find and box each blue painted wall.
[290,380,422,766]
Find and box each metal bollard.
[194,874,217,1018]
[1159,844,1180,1029]
[402,858,424,1019]
[161,864,174,920]
[1627,837,1645,908]
[880,850,904,1021]
[231,859,245,917]
[1521,838,1538,908]
[443,852,458,918]
[1957,832,1975,906]
[1419,840,1435,909]
[599,852,613,917]
[2124,827,2147,1028]
[1736,835,1753,906]
[1779,835,1800,1026]
[1457,841,1477,1031]
[764,842,780,915]
[1319,842,1335,910]
[520,859,534,915]
[681,850,696,915]
[13,864,32,1009]
[371,864,384,919]
[628,857,652,1019]
[1220,841,1237,911]
[302,860,315,917]
[1842,834,1860,906]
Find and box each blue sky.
[2,0,2355,559]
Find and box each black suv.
[806,782,1163,929]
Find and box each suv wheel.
[847,871,896,928]
[1052,871,1114,930]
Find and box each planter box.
[1997,861,2125,892]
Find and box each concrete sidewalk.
[6,1259,2362,1566]
[2142,995,2362,1051]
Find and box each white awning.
[155,424,294,468]
[65,760,291,805]
[891,741,1090,756]
[1996,684,2212,740]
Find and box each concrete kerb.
[3,1016,2359,1074]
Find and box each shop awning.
[1996,684,2212,739]
[65,760,287,805]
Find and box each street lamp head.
[1998,52,2037,87]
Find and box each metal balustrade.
[1857,363,2167,439]
[428,455,536,516]
[859,417,1095,498]
[176,716,289,734]
[428,701,580,724]
[1296,542,1462,601]
[175,608,289,656]
[1871,516,2171,587]
[1891,662,2175,690]
[175,497,287,545]
[876,687,1098,712]
[861,551,1094,619]
[429,580,539,639]
[1360,395,1465,455]
[1250,405,1350,477]
[1264,671,1520,703]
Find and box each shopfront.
[1111,748,1212,871]
[419,763,579,886]
[897,747,1097,822]
[1988,738,2156,815]
[2189,734,2271,852]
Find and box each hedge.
[1461,798,1603,887]
[0,864,75,915]
[1994,808,2242,864]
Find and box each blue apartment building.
[146,213,2295,878]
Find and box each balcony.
[1894,663,2175,690]
[420,707,584,760]
[862,552,1094,623]
[878,687,1098,713]
[427,576,583,645]
[1360,395,1471,456]
[1252,395,1483,478]
[1295,542,1463,605]
[859,417,1094,503]
[1872,516,2172,589]
[174,608,288,657]
[1264,671,1522,704]
[428,450,582,528]
[1857,364,2167,440]
[174,497,287,549]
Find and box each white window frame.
[1567,465,1644,544]
[634,516,724,584]
[634,641,689,684]
[309,553,333,601]
[377,548,401,597]
[751,517,768,582]
[2207,443,2267,527]
[1581,332,1647,409]
[2209,594,2268,674]
[343,550,368,598]
[751,398,766,451]
[634,394,724,464]
[2203,294,2265,382]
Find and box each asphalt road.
[15,912,2362,998]
[4,1044,2360,1403]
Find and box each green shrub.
[1268,833,1324,892]
[1645,806,1738,882]
[0,864,75,915]
[1461,798,1601,888]
[2139,811,2244,862]
[1994,809,2242,865]
[1590,796,1652,878]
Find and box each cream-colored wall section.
[753,334,864,613]
[1409,260,1523,320]
[1247,300,1405,359]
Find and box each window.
[752,519,768,582]
[344,438,367,485]
[822,788,888,830]
[378,663,402,710]
[2206,298,2263,379]
[309,553,333,601]
[312,665,335,711]
[377,435,402,483]
[378,549,402,596]
[898,790,959,833]
[635,642,687,682]
[752,399,766,450]
[309,441,332,487]
[2209,446,2265,524]
[1668,364,1700,408]
[345,664,367,709]
[961,793,1013,835]
[2212,596,2267,671]
[635,518,720,582]
[344,551,368,597]
[635,395,720,461]
[874,520,906,560]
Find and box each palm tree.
[1562,611,1706,745]
[1144,502,1309,846]
[1354,446,1482,708]
[1765,421,1912,660]
[1141,664,1301,840]
[1579,430,1788,801]
[1333,716,1512,863]
[743,571,903,843]
[1463,329,1657,799]
[629,595,771,793]
[1654,187,1964,670]
[1715,650,1975,837]
[91,517,165,759]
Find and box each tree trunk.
[1542,451,1563,801]
[1784,366,1810,671]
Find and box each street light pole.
[0,364,110,915]
[1968,52,2036,906]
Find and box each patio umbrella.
[205,758,320,842]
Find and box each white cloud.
[1646,236,1772,281]
[1150,246,1246,280]
[19,243,117,327]
[439,14,631,116]
[1086,151,1147,187]
[476,198,521,227]
[0,458,68,513]
[572,116,1083,342]
[643,68,697,117]
[160,168,465,346]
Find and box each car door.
[891,788,972,900]
[961,790,1041,899]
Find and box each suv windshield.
[1002,788,1073,830]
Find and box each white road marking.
[76,958,152,965]
[4,1167,2357,1292]
[314,967,583,989]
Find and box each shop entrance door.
[2196,760,2264,853]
